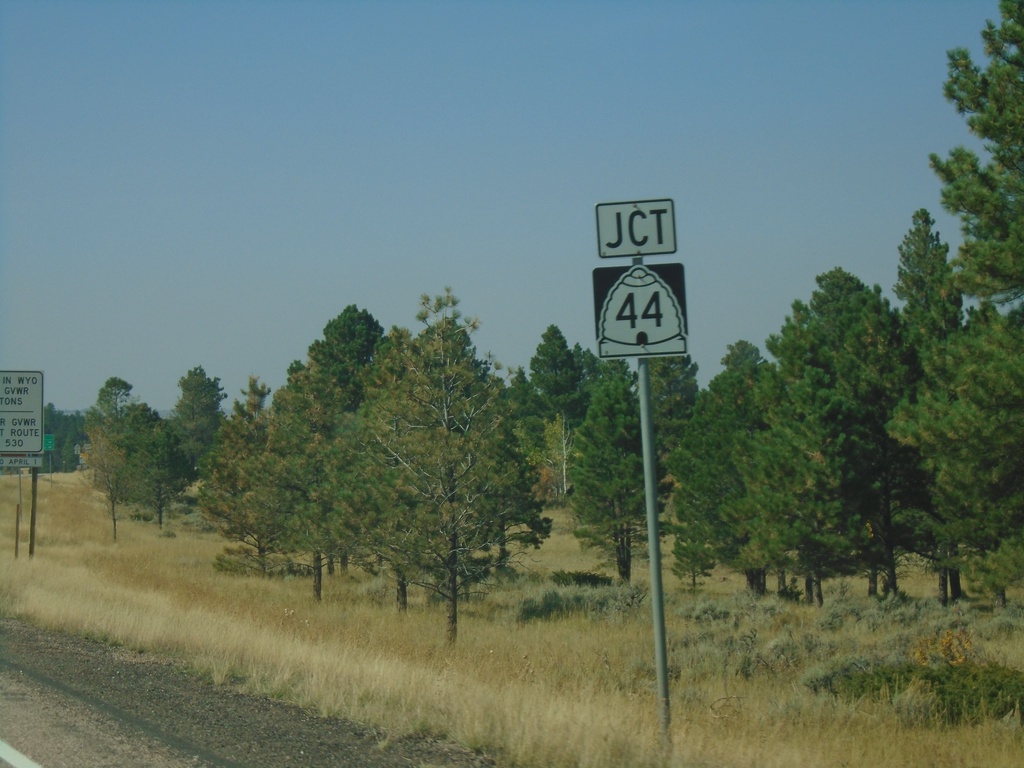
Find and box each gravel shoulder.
[0,618,494,768]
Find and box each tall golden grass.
[2,471,1022,767]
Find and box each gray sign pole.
[637,356,671,741]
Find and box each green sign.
[43,433,54,451]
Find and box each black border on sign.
[592,263,687,357]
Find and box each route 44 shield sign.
[593,264,687,359]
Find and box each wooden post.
[29,466,38,558]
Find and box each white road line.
[0,739,43,768]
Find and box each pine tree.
[199,376,290,574]
[894,210,962,353]
[85,377,138,540]
[42,404,86,473]
[931,0,1024,306]
[171,366,226,478]
[916,1,1024,597]
[890,210,966,603]
[305,304,384,411]
[362,291,545,642]
[268,306,384,600]
[529,325,590,428]
[747,270,909,603]
[647,354,698,463]
[571,361,644,582]
[668,341,767,593]
[126,402,190,527]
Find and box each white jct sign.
[595,199,676,258]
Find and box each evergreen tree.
[668,341,768,593]
[85,377,138,540]
[914,0,1024,598]
[199,376,290,574]
[269,306,384,600]
[571,361,644,582]
[42,403,86,473]
[647,354,699,465]
[890,210,966,603]
[171,366,226,478]
[362,291,545,642]
[529,325,590,428]
[304,304,384,411]
[894,210,962,353]
[492,401,551,568]
[87,376,134,423]
[748,270,909,603]
[931,0,1024,306]
[125,401,191,527]
[86,377,191,532]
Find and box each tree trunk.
[776,571,787,595]
[867,567,878,597]
[813,576,824,607]
[881,561,897,597]
[950,568,963,602]
[804,575,814,604]
[396,574,408,612]
[446,530,459,644]
[312,550,323,602]
[745,568,766,595]
[884,550,899,597]
[938,567,949,607]
[615,525,632,582]
[497,517,509,569]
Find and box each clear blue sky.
[0,0,994,412]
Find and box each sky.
[0,0,997,413]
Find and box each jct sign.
[595,199,676,258]
[0,371,44,453]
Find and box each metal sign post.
[592,200,683,744]
[637,355,671,737]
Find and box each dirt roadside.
[0,618,495,768]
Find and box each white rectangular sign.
[0,370,44,453]
[596,199,676,258]
[0,454,43,468]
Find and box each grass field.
[2,471,1023,767]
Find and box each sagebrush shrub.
[837,662,1024,724]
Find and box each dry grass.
[2,471,1022,768]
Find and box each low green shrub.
[837,662,1024,724]
[516,583,647,622]
[516,590,595,622]
[677,598,731,624]
[551,570,613,588]
[802,655,873,695]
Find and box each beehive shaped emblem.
[598,266,687,358]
